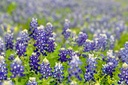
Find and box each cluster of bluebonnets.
[0,0,128,85]
[0,17,127,84]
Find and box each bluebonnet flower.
[30,18,38,32]
[62,19,70,35]
[40,58,52,79]
[58,48,69,62]
[4,31,14,50]
[102,62,115,77]
[84,54,97,82]
[83,39,95,52]
[67,47,73,56]
[15,30,29,57]
[0,56,7,81]
[15,38,27,57]
[0,38,5,53]
[58,47,76,62]
[46,37,56,53]
[62,19,71,39]
[119,42,128,63]
[118,63,128,84]
[29,18,38,39]
[106,50,118,66]
[102,50,118,77]
[68,54,82,82]
[109,35,115,49]
[2,78,14,85]
[45,22,54,37]
[53,62,64,83]
[94,34,108,51]
[64,29,71,39]
[29,52,40,74]
[34,25,47,55]
[18,29,30,43]
[10,56,25,78]
[76,32,88,46]
[27,77,37,85]
[34,24,56,55]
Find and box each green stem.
[15,78,19,85]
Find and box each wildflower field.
[0,0,128,85]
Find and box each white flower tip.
[2,80,13,85]
[66,29,71,32]
[79,32,83,34]
[52,32,56,36]
[55,62,62,69]
[46,22,52,27]
[89,54,94,58]
[17,37,21,40]
[23,29,28,33]
[75,51,79,53]
[108,62,113,65]
[37,25,44,30]
[86,39,93,42]
[123,63,128,68]
[7,30,11,33]
[14,56,22,64]
[0,56,4,61]
[115,50,118,53]
[100,34,107,38]
[49,37,55,40]
[65,19,70,23]
[126,42,128,44]
[43,58,49,64]
[61,48,65,50]
[120,48,124,50]
[29,77,36,81]
[70,81,77,85]
[32,18,37,21]
[68,47,73,50]
[32,52,36,56]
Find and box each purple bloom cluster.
[62,19,71,39]
[94,34,108,51]
[76,32,88,46]
[102,62,115,77]
[53,62,64,83]
[102,50,118,77]
[0,56,7,81]
[83,39,95,52]
[15,38,27,57]
[84,54,96,82]
[68,54,82,82]
[29,52,40,74]
[4,31,14,50]
[58,47,73,62]
[15,30,29,57]
[119,42,128,63]
[30,18,38,39]
[40,58,52,79]
[118,63,128,84]
[33,23,56,55]
[10,57,25,78]
[18,29,30,43]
